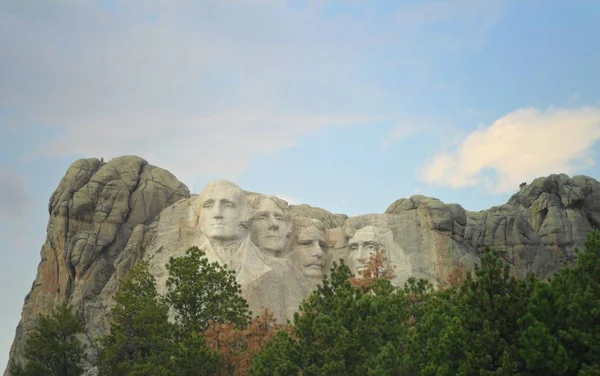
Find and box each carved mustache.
[305,261,323,267]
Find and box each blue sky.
[1,0,599,369]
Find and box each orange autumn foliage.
[350,248,395,292]
[204,309,287,376]
[445,262,468,289]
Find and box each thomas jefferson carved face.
[251,197,291,255]
[198,181,248,241]
[289,219,326,278]
[347,226,385,275]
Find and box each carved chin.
[260,237,286,252]
[303,265,323,277]
[204,225,244,240]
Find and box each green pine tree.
[406,247,535,375]
[10,302,86,376]
[168,330,220,376]
[459,248,534,375]
[518,231,600,375]
[97,260,177,375]
[252,259,415,375]
[165,246,252,333]
[99,247,256,375]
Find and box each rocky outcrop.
[382,173,600,282]
[5,156,189,375]
[507,174,600,266]
[5,157,600,375]
[290,204,349,229]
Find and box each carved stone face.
[347,226,384,275]
[252,198,291,255]
[290,224,326,278]
[198,181,248,241]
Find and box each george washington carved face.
[197,181,249,241]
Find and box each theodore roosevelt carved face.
[288,218,327,278]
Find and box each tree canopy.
[18,232,599,375]
[10,302,86,376]
[98,247,254,375]
[252,233,600,375]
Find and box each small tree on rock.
[10,302,86,376]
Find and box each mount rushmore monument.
[6,155,600,373]
[145,179,413,323]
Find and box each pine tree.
[99,247,256,375]
[406,247,535,375]
[518,231,600,375]
[252,257,414,375]
[165,246,252,333]
[458,248,534,374]
[10,302,86,376]
[98,260,175,375]
[163,246,255,375]
[168,330,220,376]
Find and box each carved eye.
[224,202,234,208]
[203,202,213,209]
[257,216,267,222]
[275,216,283,222]
[367,245,377,252]
[349,245,358,251]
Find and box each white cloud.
[0,0,389,184]
[420,106,600,193]
[45,109,375,184]
[0,0,505,186]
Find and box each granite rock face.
[5,156,189,375]
[507,174,600,267]
[6,157,600,375]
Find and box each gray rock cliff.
[5,156,189,375]
[5,158,600,375]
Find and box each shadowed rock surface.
[5,157,600,375]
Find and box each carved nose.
[358,246,369,259]
[310,243,323,257]
[269,221,279,230]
